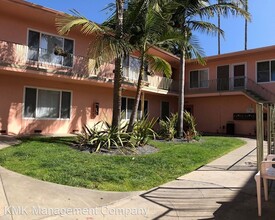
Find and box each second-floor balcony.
[0,40,178,94]
[185,76,246,95]
[185,76,275,102]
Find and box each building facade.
[186,47,275,136]
[1,0,275,136]
[0,0,179,135]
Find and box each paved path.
[0,136,274,219]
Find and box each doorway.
[233,64,245,89]
[217,65,230,91]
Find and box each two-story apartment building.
[0,0,179,135]
[1,0,275,137]
[186,47,275,136]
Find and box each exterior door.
[233,64,245,89]
[217,65,230,91]
[161,101,170,120]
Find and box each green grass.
[0,136,245,191]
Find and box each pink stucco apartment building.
[0,0,275,136]
[0,0,180,135]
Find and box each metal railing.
[0,40,178,93]
[185,76,246,95]
[0,40,98,78]
[246,77,275,102]
[185,76,275,102]
[147,75,178,92]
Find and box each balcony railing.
[185,76,275,102]
[0,40,178,93]
[147,75,178,92]
[185,76,245,95]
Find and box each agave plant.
[76,121,133,153]
[159,113,178,141]
[183,111,198,141]
[131,116,157,147]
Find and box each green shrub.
[183,111,198,141]
[76,121,133,152]
[159,113,178,140]
[132,117,157,147]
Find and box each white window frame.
[27,28,75,67]
[123,55,141,82]
[232,62,247,88]
[189,68,209,89]
[23,86,72,120]
[121,96,149,120]
[256,59,275,83]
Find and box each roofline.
[7,0,67,16]
[187,44,275,63]
[7,0,179,61]
[151,46,180,61]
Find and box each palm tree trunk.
[127,50,145,132]
[112,58,123,128]
[244,0,248,50]
[112,0,124,128]
[177,49,185,138]
[218,0,221,55]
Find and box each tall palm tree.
[56,1,128,129]
[112,0,125,128]
[244,0,248,50]
[218,0,248,54]
[218,0,221,55]
[168,0,250,138]
[125,2,173,132]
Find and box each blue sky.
[26,0,275,57]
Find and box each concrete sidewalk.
[0,137,274,219]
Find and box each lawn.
[0,136,245,191]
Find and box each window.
[190,69,208,88]
[257,60,275,83]
[27,30,74,67]
[123,56,148,81]
[24,87,71,119]
[121,97,148,120]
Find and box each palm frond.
[87,34,133,68]
[198,2,250,21]
[185,35,206,65]
[146,54,172,78]
[56,11,105,36]
[189,21,224,37]
[157,28,185,45]
[144,7,167,36]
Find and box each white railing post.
[256,103,264,171]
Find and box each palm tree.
[113,0,173,132]
[56,1,128,129]
[112,0,125,128]
[244,0,248,50]
[218,0,221,55]
[168,0,250,138]
[218,0,248,54]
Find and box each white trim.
[256,59,275,83]
[26,28,75,67]
[189,68,209,89]
[121,96,149,120]
[27,28,75,44]
[232,62,247,89]
[23,86,72,120]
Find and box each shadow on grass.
[18,136,76,146]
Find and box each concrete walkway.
[0,136,274,219]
